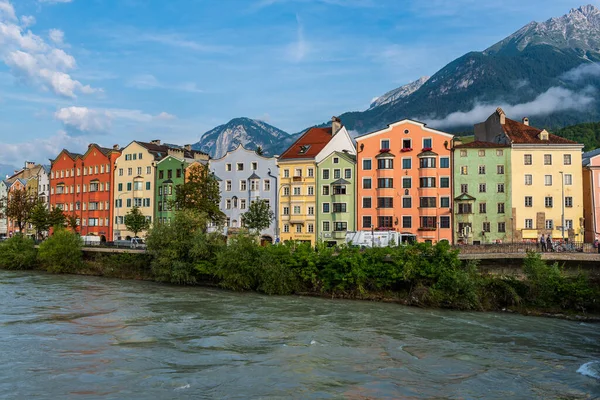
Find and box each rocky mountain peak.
[369,76,430,109]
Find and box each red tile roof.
[455,140,510,149]
[278,127,333,160]
[502,118,577,145]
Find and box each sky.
[0,0,597,168]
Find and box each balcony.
[292,176,303,182]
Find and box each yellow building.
[475,109,584,242]
[277,117,355,244]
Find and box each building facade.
[475,109,585,242]
[583,149,600,242]
[316,151,356,246]
[155,155,187,225]
[277,117,356,245]
[210,145,278,242]
[355,119,454,243]
[6,179,27,236]
[49,149,82,230]
[453,142,513,244]
[0,180,8,237]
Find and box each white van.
[81,235,102,246]
[345,231,416,248]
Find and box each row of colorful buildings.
[3,108,600,245]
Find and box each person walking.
[546,234,553,252]
[540,234,546,252]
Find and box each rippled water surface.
[0,271,599,399]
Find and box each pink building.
[583,149,600,242]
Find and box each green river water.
[0,271,599,399]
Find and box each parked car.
[114,237,146,249]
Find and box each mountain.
[553,120,600,150]
[369,76,430,109]
[334,5,600,135]
[0,164,18,180]
[192,117,297,159]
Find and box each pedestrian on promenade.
[546,235,553,252]
[540,234,546,252]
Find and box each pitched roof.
[278,127,333,160]
[455,193,476,201]
[248,172,261,180]
[331,178,350,185]
[137,141,208,161]
[502,118,578,145]
[583,148,600,166]
[455,140,510,149]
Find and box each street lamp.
[115,191,130,240]
[559,171,565,241]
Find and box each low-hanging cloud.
[561,62,600,82]
[423,86,596,128]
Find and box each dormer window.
[298,145,311,154]
[538,129,549,141]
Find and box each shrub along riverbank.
[0,214,598,316]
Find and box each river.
[0,271,598,399]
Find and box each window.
[296,225,302,233]
[293,187,301,196]
[419,197,436,208]
[479,183,486,193]
[483,222,491,232]
[177,169,182,178]
[498,222,506,233]
[333,185,346,195]
[460,150,467,157]
[264,180,271,191]
[283,187,290,196]
[251,162,258,170]
[460,184,468,194]
[544,154,552,165]
[440,177,450,188]
[378,159,393,169]
[545,175,552,186]
[133,198,142,207]
[159,171,164,179]
[423,138,432,149]
[441,197,450,208]
[293,205,301,214]
[308,206,314,215]
[138,167,143,175]
[362,216,372,229]
[525,219,533,229]
[236,163,244,171]
[440,216,450,229]
[565,196,573,207]
[497,203,505,214]
[402,158,412,169]
[118,183,123,191]
[226,199,231,209]
[322,169,330,180]
[419,157,436,168]
[403,139,411,150]
[322,203,330,213]
[283,169,289,178]
[295,168,302,177]
[545,196,553,208]
[226,180,232,191]
[460,166,468,175]
[333,157,339,164]
[420,177,435,188]
[322,186,329,195]
[240,199,246,210]
[496,149,504,156]
[308,186,314,196]
[564,174,572,185]
[380,139,390,150]
[363,178,372,189]
[524,154,532,165]
[128,168,132,176]
[334,222,347,232]
[478,150,485,157]
[525,174,532,185]
[344,169,352,179]
[479,203,487,213]
[545,220,553,229]
[564,154,572,165]
[402,177,412,189]
[127,182,132,191]
[133,181,143,191]
[333,169,341,179]
[119,168,123,176]
[378,216,393,228]
[457,203,472,214]
[240,181,247,191]
[146,166,151,175]
[525,196,533,207]
[307,168,314,177]
[363,159,372,170]
[565,219,573,230]
[402,197,412,208]
[497,165,504,174]
[402,216,412,228]
[478,165,486,174]
[378,178,394,188]
[497,183,505,193]
[323,221,330,231]
[363,197,372,208]
[283,206,290,215]
[420,216,437,229]
[283,224,289,233]
[146,182,151,191]
[378,197,393,208]
[440,157,449,168]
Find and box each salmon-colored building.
[50,144,121,241]
[583,149,600,243]
[355,120,454,243]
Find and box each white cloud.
[127,73,204,93]
[54,106,177,134]
[286,14,309,62]
[424,86,597,128]
[562,62,600,82]
[48,28,64,45]
[0,0,99,98]
[38,0,73,4]
[0,130,86,167]
[20,15,35,28]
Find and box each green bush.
[37,229,83,273]
[0,235,37,270]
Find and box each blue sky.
[0,0,596,167]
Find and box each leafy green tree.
[37,228,82,273]
[255,146,264,156]
[48,206,66,229]
[29,203,50,239]
[124,206,150,238]
[241,199,274,234]
[0,235,37,270]
[3,187,36,234]
[176,164,225,226]
[66,215,79,234]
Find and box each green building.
[453,141,513,244]
[155,155,187,224]
[317,151,356,246]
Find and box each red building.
[50,144,121,241]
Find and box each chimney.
[522,117,529,126]
[24,161,35,169]
[151,139,161,145]
[331,116,342,135]
[453,138,463,147]
[496,107,505,125]
[184,144,191,151]
[113,144,120,150]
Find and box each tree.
[29,203,50,239]
[3,188,36,234]
[255,146,264,156]
[48,207,66,229]
[124,206,150,238]
[176,164,225,226]
[37,228,82,273]
[241,199,274,234]
[66,215,79,234]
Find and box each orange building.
[50,144,121,241]
[355,119,454,243]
